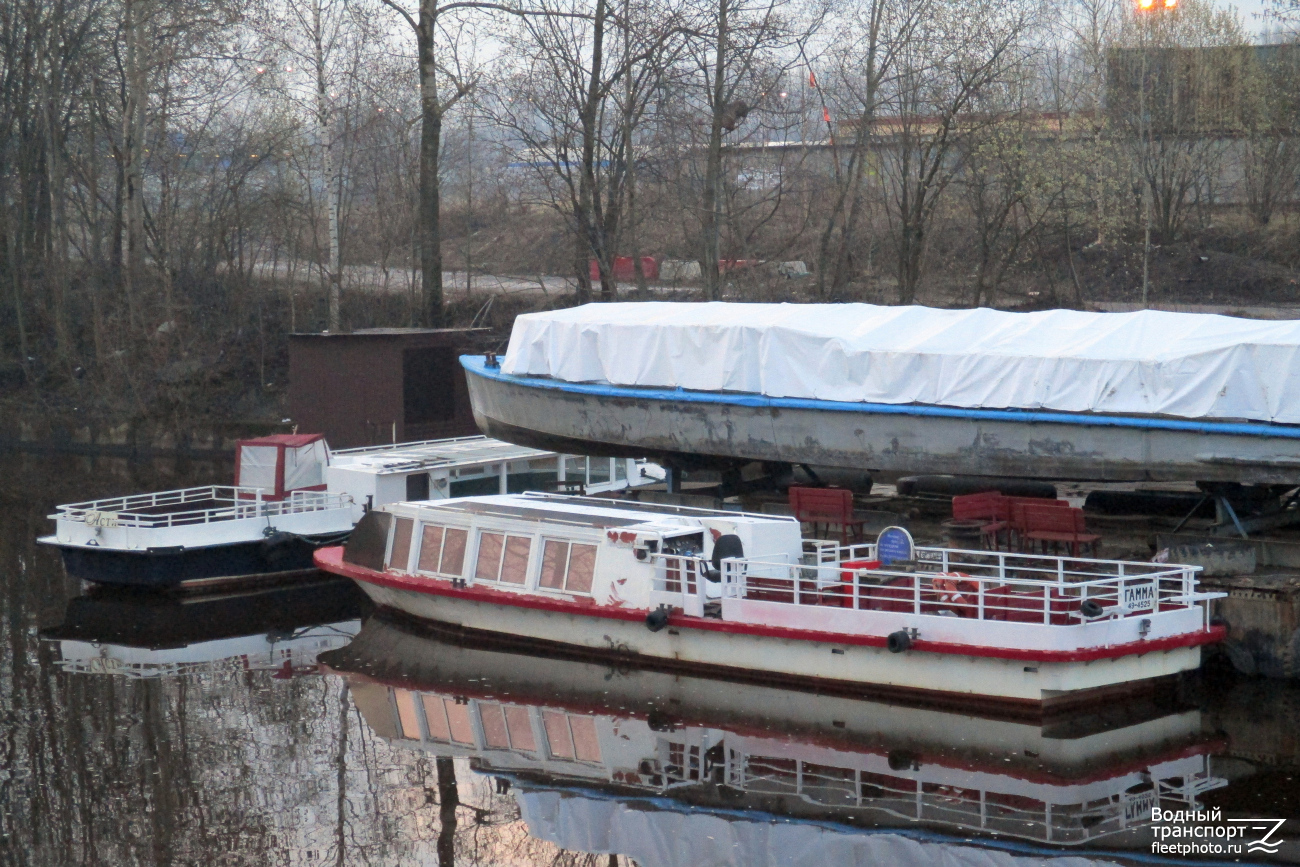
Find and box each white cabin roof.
[330,435,552,475]
[395,492,795,532]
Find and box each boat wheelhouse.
[316,494,1226,709]
[40,434,661,590]
[325,614,1227,850]
[326,434,661,520]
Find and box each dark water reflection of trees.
[0,453,612,867]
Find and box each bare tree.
[686,0,817,299]
[1110,0,1247,242]
[490,0,687,299]
[879,0,1032,303]
[958,102,1058,307]
[252,0,382,330]
[812,0,928,295]
[1241,39,1300,225]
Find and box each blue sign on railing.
[877,526,915,566]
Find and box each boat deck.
[51,486,352,529]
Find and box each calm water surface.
[2,453,1298,866]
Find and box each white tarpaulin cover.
[501,302,1300,424]
[284,440,328,491]
[517,788,1122,867]
[237,445,279,490]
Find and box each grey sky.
[1223,0,1278,35]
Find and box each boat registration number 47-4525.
[1122,581,1157,611]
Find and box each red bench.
[1008,497,1070,551]
[789,486,867,544]
[1020,504,1101,558]
[951,492,1011,550]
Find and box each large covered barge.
[463,303,1300,484]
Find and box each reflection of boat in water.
[323,614,1227,853]
[42,578,368,678]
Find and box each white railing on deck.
[655,542,1213,628]
[51,486,353,529]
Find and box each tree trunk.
[314,0,343,331]
[578,0,612,299]
[701,0,728,300]
[418,0,444,327]
[123,0,148,328]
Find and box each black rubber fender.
[260,531,296,565]
[886,629,912,653]
[645,605,671,632]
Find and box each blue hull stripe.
[461,355,1300,441]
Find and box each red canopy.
[235,434,329,498]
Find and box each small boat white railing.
[654,543,1214,628]
[51,486,353,529]
[648,554,709,617]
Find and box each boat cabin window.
[538,539,598,594]
[450,474,501,498]
[388,517,415,571]
[406,472,430,501]
[564,456,586,484]
[506,457,558,494]
[417,524,468,576]
[475,531,533,585]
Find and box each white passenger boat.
[314,493,1226,710]
[39,434,660,590]
[325,614,1228,849]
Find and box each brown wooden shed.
[288,328,487,448]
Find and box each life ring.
[932,572,979,608]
